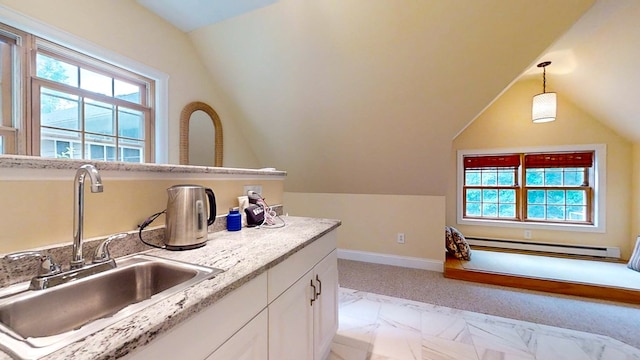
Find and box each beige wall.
[0,0,258,168]
[188,0,593,195]
[284,192,445,263]
[449,78,634,258]
[0,174,283,253]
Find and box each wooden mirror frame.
[179,101,223,167]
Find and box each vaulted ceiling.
[139,0,608,196]
[519,0,640,143]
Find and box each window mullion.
[520,154,526,221]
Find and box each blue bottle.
[227,207,242,231]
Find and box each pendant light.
[532,61,556,123]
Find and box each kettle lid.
[167,184,204,190]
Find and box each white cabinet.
[268,245,338,360]
[268,270,315,360]
[206,309,268,360]
[313,250,339,360]
[125,229,338,360]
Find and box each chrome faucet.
[71,164,103,269]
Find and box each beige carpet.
[460,250,640,290]
[338,258,640,350]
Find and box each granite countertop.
[0,155,286,177]
[0,216,340,360]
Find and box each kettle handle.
[205,188,217,226]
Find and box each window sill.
[457,217,605,233]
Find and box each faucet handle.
[6,251,62,277]
[92,233,127,264]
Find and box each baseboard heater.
[465,237,621,259]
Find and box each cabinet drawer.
[267,230,337,303]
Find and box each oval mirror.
[179,101,223,167]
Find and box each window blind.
[463,154,520,169]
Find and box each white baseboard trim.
[337,249,443,273]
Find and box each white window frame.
[457,144,606,233]
[0,5,169,163]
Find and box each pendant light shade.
[532,92,557,123]
[532,61,556,123]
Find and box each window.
[32,44,154,163]
[523,153,592,223]
[0,21,156,163]
[460,149,600,228]
[463,154,520,220]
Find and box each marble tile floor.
[329,288,640,360]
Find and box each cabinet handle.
[310,280,317,306]
[315,275,322,297]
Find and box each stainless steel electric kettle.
[165,185,216,250]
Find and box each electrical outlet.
[524,230,532,239]
[397,233,405,244]
[243,185,263,196]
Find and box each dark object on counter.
[245,204,265,227]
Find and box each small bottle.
[227,207,242,231]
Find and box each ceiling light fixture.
[532,61,556,123]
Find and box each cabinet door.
[206,309,268,360]
[268,270,314,360]
[313,250,339,360]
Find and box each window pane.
[527,190,545,204]
[89,144,104,160]
[566,190,585,205]
[80,68,112,96]
[482,203,497,217]
[121,147,141,163]
[525,169,543,186]
[527,205,545,219]
[497,170,515,186]
[106,145,117,161]
[547,190,565,205]
[36,53,78,87]
[55,140,70,158]
[466,189,481,202]
[85,133,116,161]
[498,189,515,203]
[40,128,81,158]
[114,79,141,104]
[119,138,144,163]
[1,41,12,127]
[41,88,80,130]
[547,205,565,220]
[567,206,587,221]
[465,171,480,186]
[481,171,497,186]
[85,99,114,135]
[498,204,515,218]
[564,169,585,186]
[544,169,562,186]
[482,189,498,203]
[118,108,144,139]
[0,136,3,154]
[466,203,481,217]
